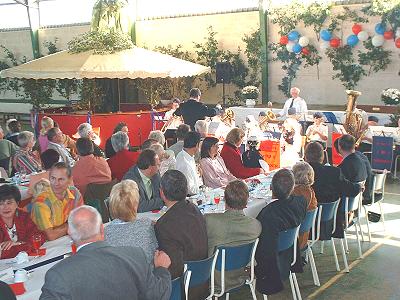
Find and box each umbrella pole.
[118,79,121,112]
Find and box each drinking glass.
[32,234,42,255]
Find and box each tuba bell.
[343,90,366,147]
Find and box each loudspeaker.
[216,62,231,84]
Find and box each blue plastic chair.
[170,270,191,300]
[317,199,350,272]
[277,226,301,300]
[299,208,320,287]
[184,250,219,300]
[213,239,259,300]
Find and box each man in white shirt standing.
[176,131,202,195]
[277,87,308,119]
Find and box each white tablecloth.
[0,236,72,300]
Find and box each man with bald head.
[40,205,172,300]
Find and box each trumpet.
[220,108,235,127]
[259,110,277,131]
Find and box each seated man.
[175,131,202,195]
[0,125,19,176]
[306,112,328,144]
[47,127,76,168]
[123,149,163,212]
[168,124,190,157]
[358,116,379,153]
[72,138,112,196]
[155,170,208,299]
[40,205,172,300]
[31,162,83,240]
[205,180,261,292]
[337,134,367,183]
[75,123,104,157]
[255,169,307,296]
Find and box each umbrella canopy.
[0,47,210,79]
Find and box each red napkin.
[27,248,46,256]
[9,282,26,295]
[151,210,160,213]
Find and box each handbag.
[367,211,381,223]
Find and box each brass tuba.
[220,108,235,127]
[343,90,365,147]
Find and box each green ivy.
[242,29,262,87]
[362,0,400,35]
[358,39,392,75]
[268,1,304,35]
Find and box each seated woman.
[13,131,42,174]
[0,185,46,259]
[220,128,263,179]
[149,143,175,176]
[105,122,130,158]
[199,137,236,188]
[292,161,318,249]
[38,116,54,153]
[104,180,158,263]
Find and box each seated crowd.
[0,114,374,299]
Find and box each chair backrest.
[278,226,300,252]
[318,199,340,222]
[299,208,318,235]
[342,193,361,213]
[215,240,258,272]
[169,271,191,300]
[184,250,218,289]
[370,172,386,204]
[84,180,117,223]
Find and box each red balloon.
[280,36,289,45]
[395,38,400,48]
[383,31,394,40]
[330,38,341,48]
[302,47,310,55]
[352,24,362,35]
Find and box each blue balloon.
[320,29,332,41]
[288,31,300,41]
[347,34,359,47]
[375,23,385,35]
[293,43,302,54]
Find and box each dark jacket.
[93,141,105,158]
[242,148,263,168]
[40,242,171,300]
[255,196,307,295]
[122,166,163,212]
[155,200,208,300]
[355,151,373,201]
[174,99,216,130]
[338,152,367,183]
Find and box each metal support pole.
[259,0,269,104]
[26,0,40,59]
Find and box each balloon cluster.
[279,30,311,56]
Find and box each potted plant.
[381,88,400,106]
[242,85,260,108]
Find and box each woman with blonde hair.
[38,116,54,153]
[220,128,263,179]
[104,180,158,262]
[292,161,317,249]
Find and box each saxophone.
[343,90,366,147]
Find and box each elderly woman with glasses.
[0,185,45,258]
[199,137,236,188]
[13,131,42,174]
[104,180,158,263]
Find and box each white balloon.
[357,31,369,42]
[320,41,330,50]
[286,42,295,52]
[298,36,309,47]
[371,34,384,47]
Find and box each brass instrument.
[220,108,235,127]
[343,90,366,147]
[161,115,182,132]
[259,110,277,131]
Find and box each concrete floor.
[228,177,400,300]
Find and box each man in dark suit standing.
[174,88,217,130]
[155,170,208,299]
[255,169,307,296]
[123,149,164,212]
[40,206,172,300]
